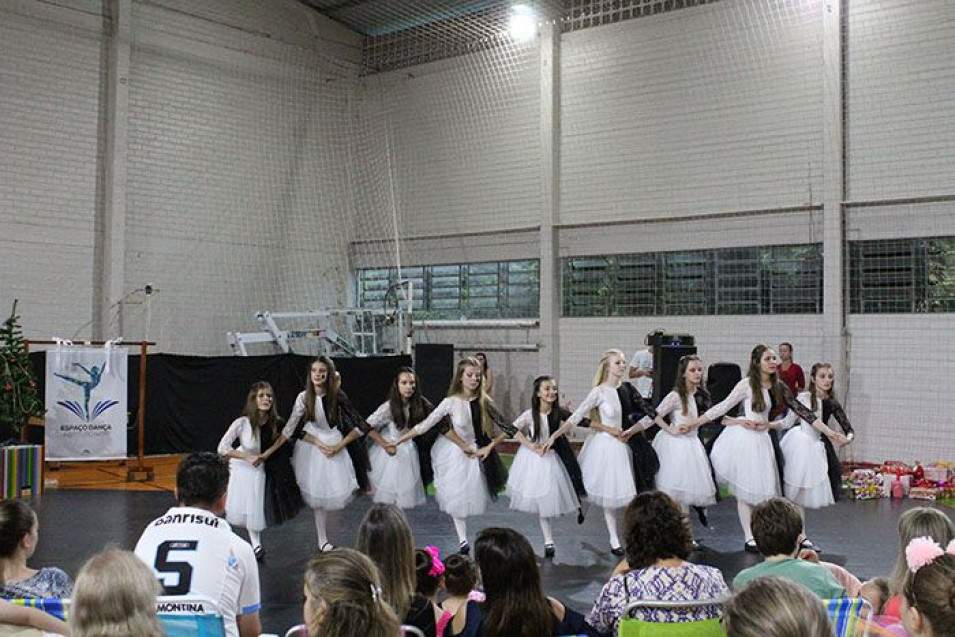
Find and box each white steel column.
[538,21,561,374]
[821,0,847,397]
[99,0,132,339]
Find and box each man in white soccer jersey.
[135,452,262,637]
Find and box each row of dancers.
[217,345,855,560]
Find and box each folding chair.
[618,598,726,637]
[824,597,872,637]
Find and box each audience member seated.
[448,527,597,637]
[302,548,400,637]
[899,537,954,637]
[134,452,261,637]
[356,504,440,637]
[884,506,955,623]
[588,491,728,636]
[71,547,161,637]
[733,498,845,599]
[439,554,481,625]
[858,577,889,617]
[415,547,451,636]
[723,576,834,637]
[0,501,72,599]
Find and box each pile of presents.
[842,461,954,501]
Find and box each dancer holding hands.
[396,357,512,554]
[561,349,658,555]
[506,375,584,558]
[689,344,848,552]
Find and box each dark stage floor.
[29,491,953,635]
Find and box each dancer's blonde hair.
[590,349,626,422]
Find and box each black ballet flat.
[744,540,760,554]
[577,508,586,525]
[319,542,335,553]
[611,545,625,557]
[693,506,709,527]
[544,544,555,558]
[253,545,265,562]
[458,540,471,555]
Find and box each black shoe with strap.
[458,540,471,555]
[544,544,555,558]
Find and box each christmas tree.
[0,300,44,434]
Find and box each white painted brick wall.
[560,0,825,224]
[846,315,955,463]
[558,315,826,408]
[847,0,955,202]
[123,35,356,353]
[0,4,104,339]
[354,43,542,241]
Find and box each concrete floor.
[30,490,953,635]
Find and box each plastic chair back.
[619,597,726,637]
[284,625,308,637]
[401,627,426,637]
[824,597,872,637]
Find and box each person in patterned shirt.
[588,491,728,636]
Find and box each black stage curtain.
[29,353,411,455]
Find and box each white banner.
[45,346,128,460]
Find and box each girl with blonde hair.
[303,548,400,637]
[561,349,658,555]
[71,547,161,637]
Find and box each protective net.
[77,0,954,462]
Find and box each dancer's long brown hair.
[747,344,782,413]
[240,381,278,436]
[673,355,708,416]
[304,356,340,423]
[387,367,430,430]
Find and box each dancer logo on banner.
[45,347,128,460]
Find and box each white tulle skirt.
[369,440,426,509]
[431,436,489,518]
[578,431,636,509]
[224,458,267,532]
[292,428,357,511]
[780,427,835,509]
[710,426,780,505]
[507,446,579,518]
[652,432,717,508]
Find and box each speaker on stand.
[648,332,697,406]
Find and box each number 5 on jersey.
[154,540,198,595]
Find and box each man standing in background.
[778,342,805,395]
[628,337,654,399]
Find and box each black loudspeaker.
[706,362,742,417]
[652,344,697,405]
[414,344,454,406]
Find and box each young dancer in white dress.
[217,381,303,561]
[396,357,511,554]
[780,362,853,546]
[690,344,830,552]
[217,381,270,556]
[563,349,658,556]
[260,356,391,551]
[365,368,434,509]
[647,355,717,542]
[506,375,581,558]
